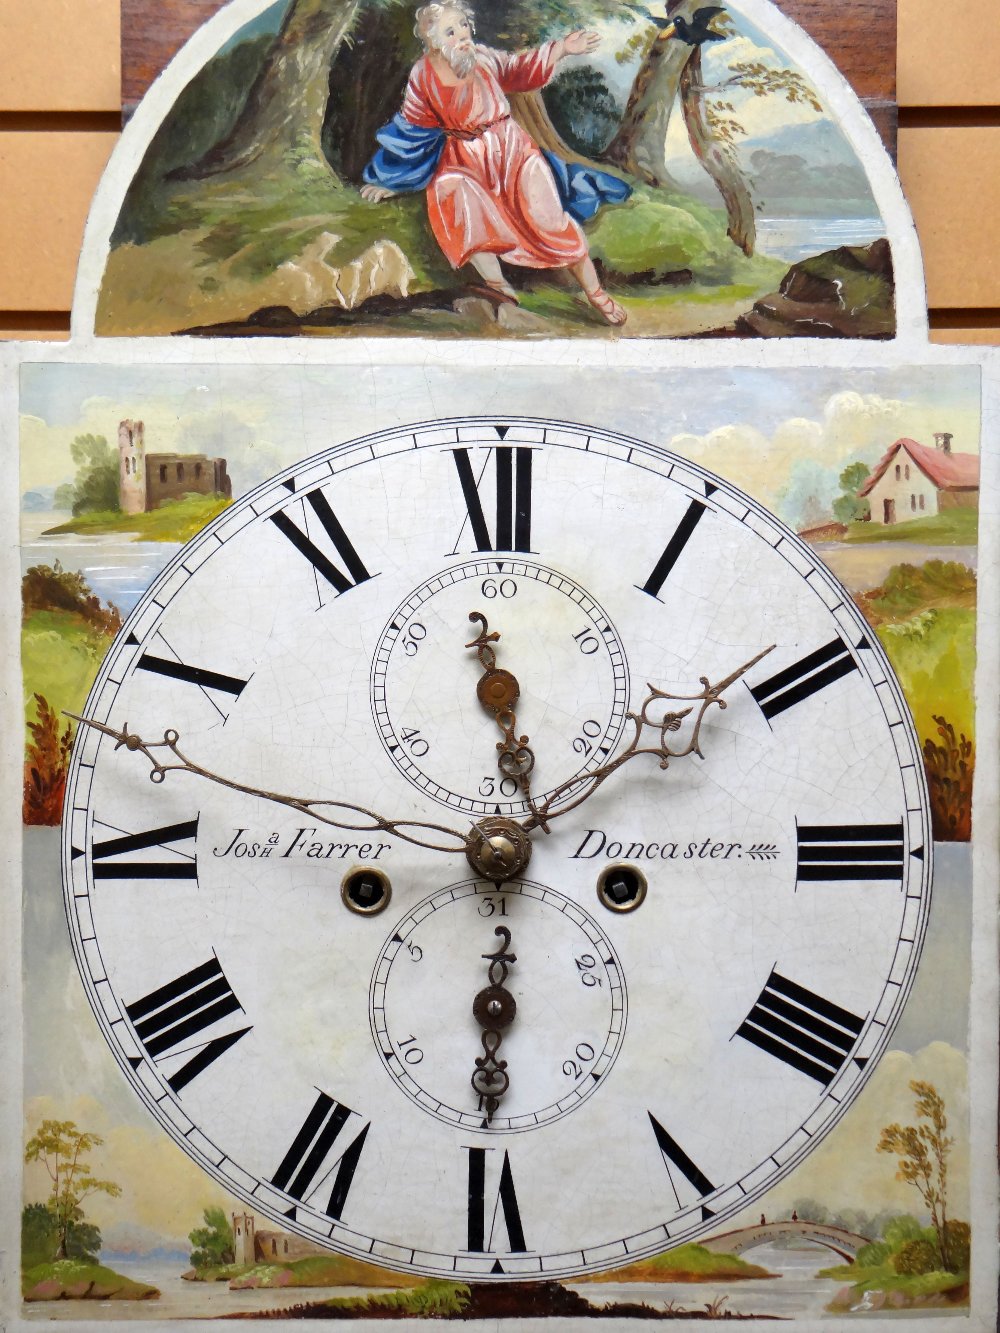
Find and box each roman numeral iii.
[125,955,250,1093]
[271,489,372,593]
[88,818,199,881]
[452,447,533,552]
[736,970,865,1086]
[271,1092,370,1221]
[749,636,858,720]
[796,821,905,884]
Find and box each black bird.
[622,3,727,46]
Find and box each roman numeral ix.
[125,955,250,1093]
[271,488,373,594]
[86,818,199,881]
[452,446,533,553]
[736,970,865,1086]
[271,1091,370,1222]
[796,821,905,884]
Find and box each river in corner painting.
[93,0,895,339]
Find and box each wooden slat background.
[0,0,996,341]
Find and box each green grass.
[580,1243,773,1283]
[44,493,233,543]
[313,1278,470,1316]
[878,607,976,744]
[587,186,785,289]
[844,509,978,544]
[220,1253,423,1289]
[22,1259,159,1301]
[819,1260,968,1304]
[23,609,116,730]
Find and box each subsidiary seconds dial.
[371,560,628,815]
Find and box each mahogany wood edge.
[6,311,1000,332]
[0,112,123,132]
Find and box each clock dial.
[63,418,931,1280]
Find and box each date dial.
[370,879,626,1132]
[371,561,628,815]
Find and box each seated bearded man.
[361,2,630,326]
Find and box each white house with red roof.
[859,432,980,525]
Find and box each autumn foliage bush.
[923,716,974,841]
[24,695,73,826]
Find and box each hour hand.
[520,645,776,831]
[65,713,472,856]
[466,611,536,798]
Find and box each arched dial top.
[63,418,931,1282]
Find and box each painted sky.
[20,364,981,530]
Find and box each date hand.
[65,714,472,856]
[466,611,536,799]
[471,925,517,1122]
[519,645,777,834]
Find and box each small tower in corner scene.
[232,1211,256,1267]
[118,419,147,514]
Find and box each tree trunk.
[680,52,755,255]
[603,0,703,186]
[508,91,596,167]
[185,0,362,180]
[327,4,412,182]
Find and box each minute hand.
[519,645,775,833]
[65,714,472,856]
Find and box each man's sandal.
[585,287,627,326]
[466,282,519,309]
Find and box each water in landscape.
[21,511,181,615]
[756,216,885,265]
[25,1245,845,1320]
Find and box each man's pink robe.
[401,44,589,270]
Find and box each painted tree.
[832,460,872,523]
[188,1206,236,1270]
[876,1081,955,1270]
[24,1121,122,1260]
[604,0,821,254]
[186,0,365,182]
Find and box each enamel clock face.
[63,417,931,1281]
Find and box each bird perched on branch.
[622,3,727,45]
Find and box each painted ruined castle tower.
[118,418,232,514]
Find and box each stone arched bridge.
[701,1220,871,1262]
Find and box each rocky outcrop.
[732,238,894,339]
